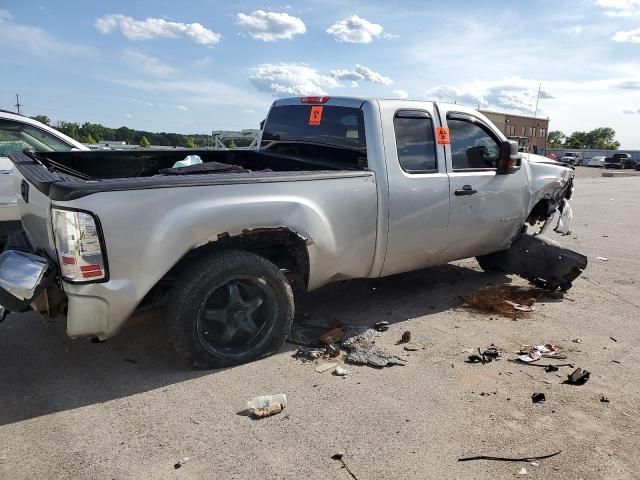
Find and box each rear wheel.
[166,250,294,369]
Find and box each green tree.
[183,136,196,148]
[547,130,566,147]
[85,133,96,144]
[226,138,237,149]
[139,136,150,147]
[564,131,588,149]
[584,127,620,149]
[31,115,51,126]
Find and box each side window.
[0,120,74,155]
[448,117,500,170]
[393,112,437,173]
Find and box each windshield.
[0,120,75,157]
[261,105,366,150]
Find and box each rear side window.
[261,105,366,150]
[393,113,437,172]
[448,116,500,170]
[0,120,74,156]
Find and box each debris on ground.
[545,365,559,372]
[374,321,389,332]
[596,257,608,261]
[244,394,287,419]
[466,345,501,364]
[518,467,528,475]
[609,336,618,342]
[458,450,562,463]
[600,396,610,403]
[463,285,545,318]
[331,452,358,480]
[565,367,590,385]
[404,345,419,352]
[333,366,349,376]
[319,327,345,345]
[174,457,189,469]
[289,320,344,346]
[532,392,546,403]
[517,344,560,363]
[293,344,340,362]
[478,234,588,290]
[572,338,582,344]
[342,328,406,368]
[398,331,411,344]
[315,362,338,373]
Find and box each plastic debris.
[530,462,539,467]
[245,394,286,419]
[600,396,610,403]
[532,392,546,403]
[374,321,389,332]
[174,457,189,469]
[545,365,559,372]
[517,344,559,363]
[172,155,202,168]
[315,363,338,373]
[404,345,419,352]
[596,257,608,261]
[572,338,582,344]
[458,450,562,463]
[518,467,528,475]
[333,366,349,376]
[554,198,573,235]
[566,367,590,385]
[466,346,500,364]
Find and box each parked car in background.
[0,110,87,242]
[559,152,582,166]
[587,156,606,167]
[604,153,635,169]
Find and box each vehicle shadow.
[0,261,509,426]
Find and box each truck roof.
[272,96,462,110]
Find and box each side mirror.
[496,140,521,174]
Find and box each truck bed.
[10,148,370,201]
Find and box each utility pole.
[14,94,24,115]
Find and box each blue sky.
[1,0,639,147]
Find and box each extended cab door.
[437,106,528,259]
[379,102,451,276]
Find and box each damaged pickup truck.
[0,97,586,368]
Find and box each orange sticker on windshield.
[309,105,323,126]
[436,127,450,145]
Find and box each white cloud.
[605,9,635,15]
[612,28,640,42]
[326,15,384,43]
[0,15,93,56]
[237,10,306,41]
[176,105,188,111]
[123,49,176,77]
[95,14,221,45]
[330,64,393,85]
[125,113,133,118]
[621,108,637,114]
[250,63,340,96]
[391,89,409,99]
[614,79,640,89]
[594,0,640,9]
[425,81,557,114]
[557,26,584,35]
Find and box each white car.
[587,156,606,167]
[0,110,87,241]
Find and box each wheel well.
[141,228,310,309]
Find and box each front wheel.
[166,250,294,369]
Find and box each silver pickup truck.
[0,97,580,368]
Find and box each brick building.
[480,110,549,153]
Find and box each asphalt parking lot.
[1,167,639,480]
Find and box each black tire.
[166,250,294,369]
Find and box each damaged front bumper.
[0,249,59,318]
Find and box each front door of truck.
[438,109,528,260]
[379,102,452,276]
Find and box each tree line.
[547,127,620,150]
[30,115,253,148]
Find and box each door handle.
[455,185,477,196]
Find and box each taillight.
[51,208,108,283]
[300,96,329,104]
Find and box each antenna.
[15,94,23,115]
[528,83,541,150]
